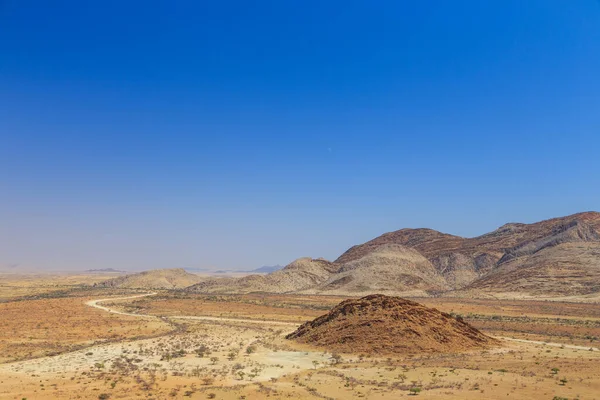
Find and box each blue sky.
[1,1,599,271]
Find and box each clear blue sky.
[1,1,599,271]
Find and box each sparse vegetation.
[1,275,600,399]
[409,386,422,395]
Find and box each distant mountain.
[182,267,215,273]
[185,211,600,298]
[0,264,21,272]
[250,265,283,273]
[85,268,126,273]
[94,268,202,290]
[184,266,284,274]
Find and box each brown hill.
[336,211,600,293]
[185,257,338,294]
[335,228,501,289]
[309,244,449,296]
[286,294,498,354]
[466,242,600,296]
[94,268,202,290]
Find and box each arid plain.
[1,274,600,400]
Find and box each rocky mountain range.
[185,211,600,297]
[96,212,600,298]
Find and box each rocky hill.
[307,244,449,296]
[466,242,600,296]
[186,258,338,294]
[286,294,497,354]
[335,228,500,289]
[94,268,202,289]
[335,211,600,295]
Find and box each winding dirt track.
[86,293,301,327]
[85,293,158,317]
[85,294,599,351]
[497,336,599,351]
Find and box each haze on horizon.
[1,1,599,272]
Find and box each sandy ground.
[0,305,332,399]
[2,285,600,399]
[498,336,599,351]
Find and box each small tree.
[195,345,211,358]
[250,367,261,378]
[559,377,568,386]
[191,366,202,378]
[312,360,320,369]
[331,353,343,365]
[409,387,422,396]
[210,356,219,365]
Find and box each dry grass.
[1,274,600,399]
[115,294,331,323]
[0,296,171,362]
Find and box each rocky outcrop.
[286,294,498,354]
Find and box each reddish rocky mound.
[286,294,498,354]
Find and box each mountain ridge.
[185,212,600,297]
[92,212,600,298]
[94,268,202,289]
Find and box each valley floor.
[1,276,599,399]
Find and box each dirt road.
[86,294,600,351]
[86,293,301,326]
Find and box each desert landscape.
[1,213,600,399]
[5,1,599,398]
